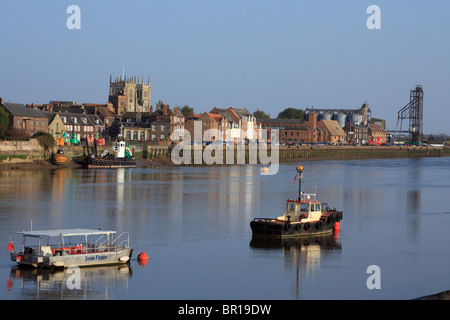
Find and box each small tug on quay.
[250,165,343,237]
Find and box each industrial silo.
[322,112,332,121]
[349,113,363,125]
[334,112,347,128]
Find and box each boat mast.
[297,165,303,201]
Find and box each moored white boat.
[9,228,133,268]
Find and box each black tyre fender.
[284,222,291,231]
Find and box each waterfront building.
[83,103,117,130]
[368,123,387,146]
[257,112,319,144]
[344,122,369,145]
[0,98,49,136]
[120,112,152,142]
[59,112,104,142]
[43,111,65,139]
[209,107,256,142]
[185,113,219,143]
[117,103,185,144]
[317,120,347,144]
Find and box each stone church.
[108,75,151,116]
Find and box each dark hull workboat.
[78,137,136,169]
[81,157,136,169]
[250,165,343,238]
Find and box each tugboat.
[250,165,343,237]
[9,228,133,268]
[79,136,136,169]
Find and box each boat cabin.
[13,229,128,258]
[10,228,132,268]
[112,141,132,159]
[277,194,324,223]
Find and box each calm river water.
[1,157,449,300]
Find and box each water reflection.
[7,264,132,299]
[250,234,342,298]
[1,157,449,300]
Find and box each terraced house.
[59,113,104,141]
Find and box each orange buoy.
[333,222,340,233]
[137,252,149,261]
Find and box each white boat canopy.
[16,229,117,238]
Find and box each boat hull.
[11,247,133,268]
[80,157,136,169]
[250,211,342,238]
[51,155,68,165]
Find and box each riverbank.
[165,145,447,165]
[0,145,448,170]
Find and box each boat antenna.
[296,165,303,201]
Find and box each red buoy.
[137,252,149,261]
[332,222,340,240]
[333,222,340,233]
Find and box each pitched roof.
[152,118,170,125]
[368,123,385,133]
[319,120,346,136]
[42,111,61,122]
[208,113,222,121]
[51,105,85,114]
[2,103,48,118]
[97,107,116,118]
[58,112,103,126]
[258,118,305,125]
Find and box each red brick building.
[368,123,387,146]
[1,99,48,136]
[258,112,319,143]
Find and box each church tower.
[108,75,151,115]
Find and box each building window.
[140,132,145,140]
[133,131,138,140]
[152,134,156,141]
[125,131,131,140]
[161,134,166,140]
[16,119,20,126]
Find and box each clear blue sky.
[1,1,449,134]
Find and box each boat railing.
[112,232,130,249]
[299,192,317,201]
[253,218,277,222]
[94,234,108,248]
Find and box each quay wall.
[0,139,44,163]
[0,141,447,164]
[168,145,446,165]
